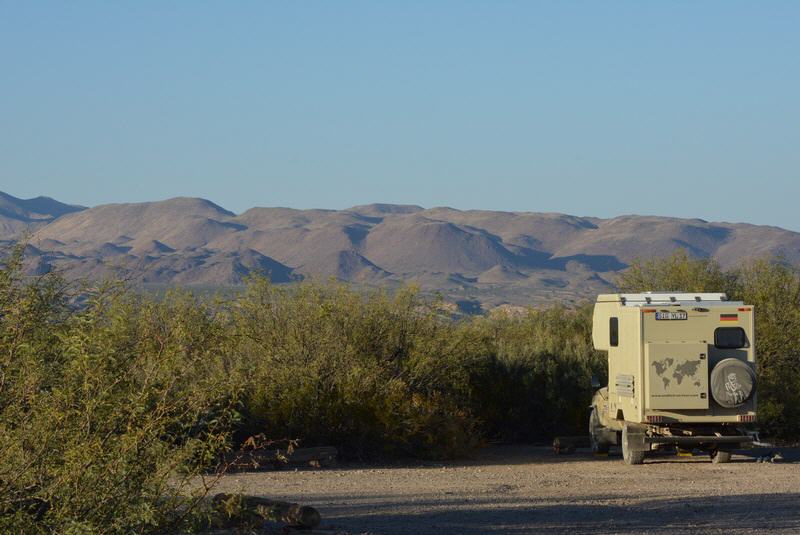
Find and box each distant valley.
[2,191,799,311]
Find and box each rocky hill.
[0,191,85,239]
[3,192,799,309]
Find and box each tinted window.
[715,327,747,349]
[610,317,619,347]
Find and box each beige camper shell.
[590,293,756,464]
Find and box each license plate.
[655,311,688,321]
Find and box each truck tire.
[622,425,645,465]
[589,409,610,454]
[710,358,756,408]
[710,449,732,463]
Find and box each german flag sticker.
[720,314,739,322]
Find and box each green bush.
[0,248,241,533]
[735,260,800,440]
[617,249,739,295]
[466,306,605,441]
[230,278,606,455]
[230,278,481,459]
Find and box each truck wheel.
[710,449,732,463]
[589,409,610,454]
[622,425,645,465]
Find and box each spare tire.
[710,358,756,408]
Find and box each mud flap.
[624,424,648,452]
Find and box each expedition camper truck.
[590,293,756,464]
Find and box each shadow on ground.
[290,444,800,473]
[298,446,800,534]
[314,492,800,534]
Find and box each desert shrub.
[231,278,480,459]
[466,305,605,441]
[232,278,606,457]
[618,249,739,295]
[0,248,242,533]
[735,259,800,440]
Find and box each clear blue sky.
[1,2,798,229]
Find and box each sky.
[1,2,798,229]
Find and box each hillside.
[0,192,85,239]
[3,192,799,309]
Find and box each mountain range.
[2,191,799,311]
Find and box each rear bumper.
[646,435,751,446]
[641,411,757,425]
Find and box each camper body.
[590,293,756,464]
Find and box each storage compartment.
[645,342,709,410]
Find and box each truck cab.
[590,292,756,464]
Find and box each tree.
[735,259,800,438]
[617,249,739,297]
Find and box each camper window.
[610,317,619,347]
[714,327,747,349]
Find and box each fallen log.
[553,436,590,454]
[213,493,321,529]
[224,446,338,471]
[282,446,338,466]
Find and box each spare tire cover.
[710,358,755,408]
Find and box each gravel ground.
[213,445,800,534]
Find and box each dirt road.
[214,446,800,534]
